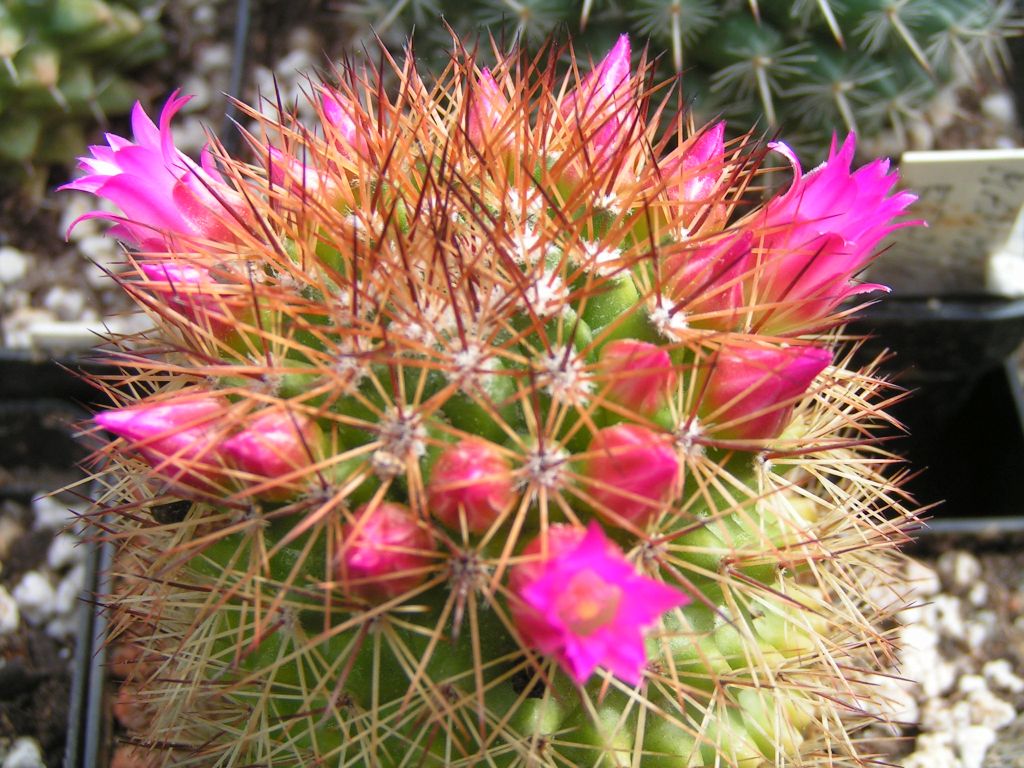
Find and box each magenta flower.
[221,411,320,499]
[750,134,920,334]
[510,523,690,684]
[598,340,676,415]
[699,343,832,440]
[428,439,514,533]
[95,394,230,492]
[582,425,679,526]
[62,91,242,250]
[337,503,436,600]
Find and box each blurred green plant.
[334,0,1022,158]
[0,0,168,196]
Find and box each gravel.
[0,494,88,767]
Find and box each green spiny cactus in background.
[0,0,167,195]
[70,35,923,767]
[334,0,1021,158]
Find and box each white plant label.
[871,149,1024,297]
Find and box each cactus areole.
[71,34,924,767]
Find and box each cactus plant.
[70,35,923,767]
[0,0,167,195]
[333,0,1022,158]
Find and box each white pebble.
[905,558,942,598]
[926,87,961,132]
[0,516,24,561]
[47,532,84,570]
[179,75,213,112]
[32,495,79,530]
[45,613,79,639]
[965,611,997,652]
[197,43,232,73]
[0,586,19,635]
[958,674,988,695]
[42,285,88,321]
[939,551,982,591]
[967,581,988,607]
[3,308,56,349]
[983,659,1024,693]
[12,571,57,626]
[902,732,958,768]
[192,3,216,27]
[981,92,1017,128]
[966,688,1017,730]
[76,234,120,264]
[59,192,103,241]
[54,563,85,617]
[2,737,45,768]
[0,246,30,284]
[933,594,967,640]
[954,724,997,768]
[900,623,956,698]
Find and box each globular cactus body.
[73,35,921,767]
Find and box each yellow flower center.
[556,569,622,636]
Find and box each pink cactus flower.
[699,343,833,441]
[510,523,690,684]
[559,35,637,173]
[62,91,242,250]
[95,395,230,492]
[598,340,676,415]
[137,261,233,335]
[338,502,436,600]
[582,424,679,526]
[221,411,320,499]
[428,439,514,533]
[751,134,920,334]
[662,230,753,330]
[466,68,511,147]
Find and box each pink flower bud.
[662,231,752,330]
[322,89,370,160]
[337,503,436,600]
[467,68,511,147]
[509,522,690,684]
[582,425,679,526]
[137,261,232,336]
[660,122,725,204]
[699,344,832,440]
[598,340,675,414]
[428,439,514,533]
[266,146,341,197]
[559,35,637,172]
[221,411,320,499]
[95,395,229,492]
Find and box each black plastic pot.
[848,296,1024,517]
[0,350,109,402]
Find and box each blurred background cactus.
[0,0,168,197]
[334,0,1023,158]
